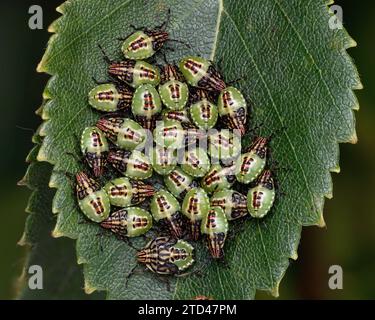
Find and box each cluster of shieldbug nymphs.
[74,11,279,282]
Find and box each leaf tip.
[36,146,48,162]
[290,251,298,261]
[51,228,63,238]
[317,214,326,228]
[17,233,28,247]
[84,280,97,295]
[331,165,341,174]
[36,61,46,73]
[17,177,27,187]
[348,131,358,144]
[270,282,280,298]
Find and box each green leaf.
[17,135,104,299]
[23,0,361,299]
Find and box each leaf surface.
[22,0,361,299]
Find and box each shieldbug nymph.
[132,84,162,130]
[80,126,109,177]
[150,189,184,238]
[189,89,218,130]
[201,164,236,194]
[178,56,226,92]
[153,119,185,149]
[104,177,154,207]
[88,83,133,112]
[75,171,110,223]
[162,109,195,128]
[181,147,210,178]
[151,145,177,175]
[181,188,210,240]
[217,86,247,135]
[163,167,199,199]
[210,189,248,221]
[235,136,269,184]
[96,117,147,151]
[137,237,194,275]
[201,207,228,259]
[247,170,276,218]
[107,58,161,88]
[159,64,189,110]
[208,129,241,163]
[100,207,153,238]
[108,149,153,180]
[120,10,171,60]
[121,30,168,61]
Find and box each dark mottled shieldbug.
[137,237,194,275]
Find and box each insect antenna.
[167,38,192,50]
[97,44,112,64]
[16,125,35,134]
[156,8,171,30]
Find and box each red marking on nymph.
[143,92,155,111]
[241,156,254,173]
[168,83,181,99]
[185,59,202,75]
[156,196,171,212]
[130,37,148,51]
[139,67,156,80]
[170,171,185,187]
[222,91,234,108]
[91,131,104,148]
[201,104,211,119]
[90,198,105,215]
[252,191,264,209]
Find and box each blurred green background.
[0,0,373,299]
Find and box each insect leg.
[125,265,146,287]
